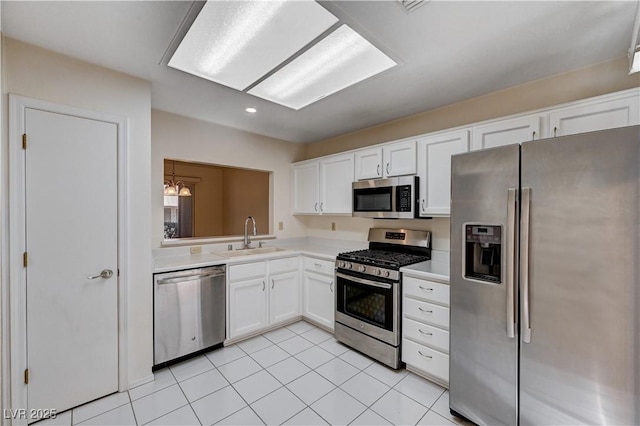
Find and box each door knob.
[87,269,113,280]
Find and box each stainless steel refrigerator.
[449,125,639,425]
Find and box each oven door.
[335,271,400,346]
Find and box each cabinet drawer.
[229,261,267,282]
[269,256,299,274]
[403,299,449,329]
[403,276,449,306]
[302,257,335,276]
[403,317,449,353]
[402,339,449,383]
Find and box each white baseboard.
[128,373,154,390]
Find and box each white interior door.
[25,108,119,417]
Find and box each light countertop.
[153,237,368,274]
[401,250,450,283]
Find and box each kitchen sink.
[215,246,288,257]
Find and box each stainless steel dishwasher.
[154,265,226,367]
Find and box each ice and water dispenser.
[464,225,502,283]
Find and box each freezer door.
[450,144,519,425]
[519,125,639,425]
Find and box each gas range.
[336,249,430,281]
[334,228,431,369]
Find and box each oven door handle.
[336,272,393,289]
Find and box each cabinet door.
[383,140,417,177]
[549,96,640,137]
[471,115,541,151]
[269,271,300,325]
[417,131,469,216]
[355,148,383,180]
[292,161,319,214]
[228,278,268,339]
[303,272,334,329]
[319,153,354,214]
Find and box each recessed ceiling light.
[245,107,257,114]
[168,0,339,91]
[248,25,397,110]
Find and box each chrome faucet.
[244,216,257,249]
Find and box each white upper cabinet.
[355,140,417,180]
[292,153,354,215]
[355,148,383,180]
[292,161,319,214]
[549,95,640,137]
[471,115,542,151]
[319,153,354,214]
[417,130,469,216]
[383,140,417,177]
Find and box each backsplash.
[300,216,451,251]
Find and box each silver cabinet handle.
[386,163,390,175]
[506,188,517,339]
[314,202,318,212]
[521,187,532,343]
[532,130,536,140]
[262,281,265,291]
[88,269,113,280]
[330,281,333,293]
[418,351,432,359]
[553,126,558,137]
[422,199,426,212]
[418,329,433,336]
[314,262,322,268]
[320,202,323,211]
[418,286,433,292]
[271,278,275,289]
[376,164,381,176]
[418,307,433,314]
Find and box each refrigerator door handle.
[521,186,532,343]
[506,188,517,339]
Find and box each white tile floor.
[40,321,469,426]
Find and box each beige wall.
[307,56,640,158]
[2,38,153,386]
[165,160,224,236]
[221,168,269,236]
[152,109,307,249]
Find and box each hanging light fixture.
[164,160,192,197]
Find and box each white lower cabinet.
[302,257,335,330]
[228,256,299,339]
[229,277,268,338]
[269,270,299,324]
[402,275,450,387]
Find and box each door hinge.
[22,134,27,150]
[23,252,28,268]
[24,368,29,384]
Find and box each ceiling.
[2,1,637,143]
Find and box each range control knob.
[384,270,391,278]
[358,265,366,273]
[375,269,382,276]
[346,262,353,270]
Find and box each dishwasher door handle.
[156,272,224,285]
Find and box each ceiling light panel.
[248,25,397,110]
[168,0,339,91]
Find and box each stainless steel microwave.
[352,176,419,219]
